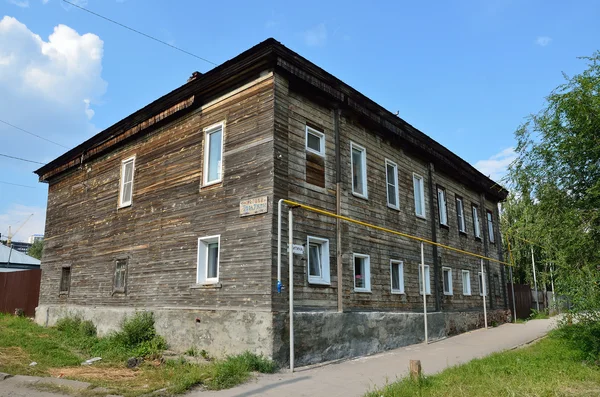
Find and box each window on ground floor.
[443,267,453,295]
[197,235,220,284]
[60,266,71,295]
[462,270,471,295]
[479,271,487,296]
[307,236,330,285]
[390,260,404,294]
[114,258,128,293]
[418,264,431,295]
[353,253,371,292]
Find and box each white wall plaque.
[240,196,268,217]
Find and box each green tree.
[27,240,43,260]
[505,52,600,314]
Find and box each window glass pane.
[438,189,447,224]
[473,207,481,237]
[387,164,397,207]
[207,128,223,182]
[462,271,470,294]
[307,132,321,153]
[387,184,396,207]
[352,148,364,195]
[124,161,134,183]
[309,243,321,277]
[391,263,399,290]
[122,182,132,204]
[207,242,219,278]
[414,177,423,215]
[443,270,449,292]
[354,256,365,289]
[487,212,495,242]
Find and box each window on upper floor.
[307,236,330,285]
[443,267,453,295]
[390,260,404,294]
[60,266,71,295]
[305,126,325,157]
[462,270,471,295]
[487,210,495,243]
[353,253,371,292]
[437,186,448,226]
[203,123,224,186]
[456,196,466,233]
[114,259,128,294]
[385,159,399,210]
[119,156,135,208]
[472,204,482,239]
[413,173,425,218]
[351,142,367,198]
[197,235,220,284]
[418,264,431,294]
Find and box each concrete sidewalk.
[194,318,556,397]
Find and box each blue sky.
[1,0,599,241]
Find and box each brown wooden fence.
[507,283,532,319]
[0,269,41,317]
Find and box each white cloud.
[535,36,552,47]
[42,0,49,4]
[474,147,517,181]
[0,204,47,243]
[8,0,29,7]
[303,23,327,47]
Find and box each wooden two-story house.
[35,39,509,366]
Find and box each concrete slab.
[191,318,557,397]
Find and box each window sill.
[117,203,132,209]
[391,290,405,295]
[444,292,453,296]
[308,279,331,286]
[463,293,472,296]
[306,148,325,157]
[474,236,482,242]
[387,204,400,211]
[201,180,223,189]
[354,288,372,293]
[439,223,449,230]
[459,231,467,236]
[415,214,427,220]
[59,292,69,297]
[351,192,369,201]
[190,283,222,290]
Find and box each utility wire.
[0,181,37,189]
[0,119,69,149]
[0,153,46,165]
[63,0,218,66]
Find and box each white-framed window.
[462,270,471,295]
[456,197,466,233]
[418,264,431,295]
[437,186,448,226]
[413,173,426,218]
[472,205,481,239]
[307,236,330,285]
[203,122,224,186]
[350,142,368,198]
[197,235,220,284]
[119,156,135,207]
[390,260,404,294]
[478,271,487,296]
[385,159,399,209]
[442,267,453,295]
[486,210,495,243]
[353,253,371,292]
[305,126,325,157]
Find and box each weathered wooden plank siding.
[272,72,506,313]
[40,76,276,310]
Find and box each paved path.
[193,318,556,397]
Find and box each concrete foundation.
[35,305,274,358]
[35,304,509,366]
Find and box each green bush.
[529,309,549,320]
[554,318,600,362]
[55,316,97,337]
[204,351,276,390]
[108,312,166,359]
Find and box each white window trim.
[472,205,481,239]
[305,126,325,157]
[350,142,368,199]
[442,267,453,295]
[202,122,225,187]
[413,173,426,219]
[478,271,488,296]
[437,187,448,226]
[307,236,331,285]
[418,264,431,295]
[390,259,404,294]
[197,235,220,285]
[385,159,400,210]
[456,197,466,233]
[353,253,371,292]
[487,210,495,243]
[462,270,472,296]
[118,156,136,208]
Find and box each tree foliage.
[27,240,43,260]
[504,52,600,314]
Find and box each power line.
[63,0,218,66]
[0,181,37,189]
[0,153,46,165]
[0,119,69,149]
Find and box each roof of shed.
[34,38,508,201]
[0,244,41,266]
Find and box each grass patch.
[366,330,600,397]
[0,313,276,396]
